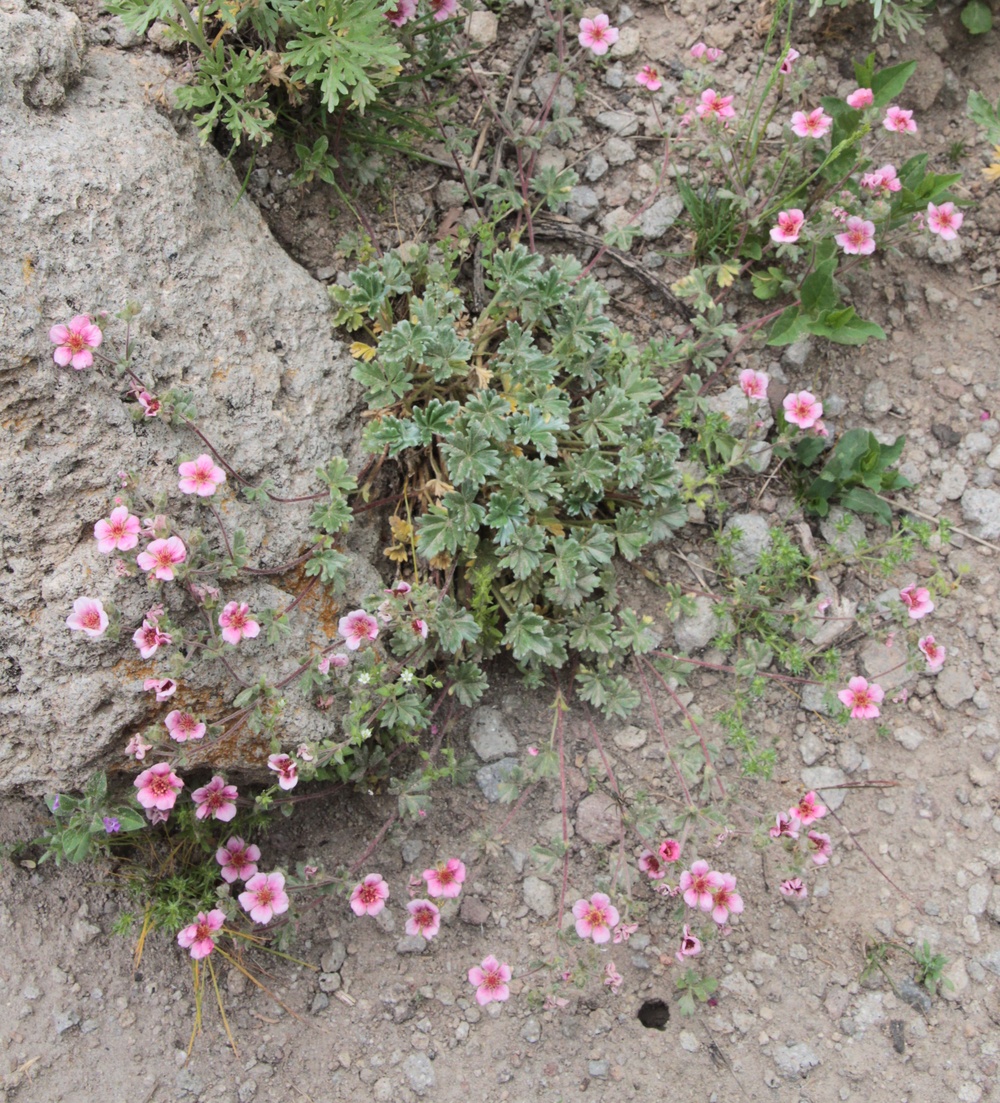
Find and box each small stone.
[799,766,848,811]
[799,732,826,766]
[468,707,517,761]
[704,384,773,438]
[396,936,429,954]
[819,507,867,553]
[321,941,346,974]
[613,725,647,751]
[584,153,609,181]
[373,1078,395,1103]
[53,1010,80,1035]
[987,885,1000,923]
[773,1042,820,1078]
[521,1017,542,1043]
[673,595,731,653]
[603,62,625,89]
[311,992,330,1014]
[566,185,600,224]
[587,1060,610,1079]
[935,666,976,710]
[894,726,925,751]
[968,882,990,916]
[604,137,637,166]
[721,513,771,574]
[402,839,424,864]
[940,957,969,1000]
[928,235,962,265]
[475,757,518,802]
[863,379,892,418]
[460,895,491,926]
[609,24,640,58]
[961,487,1000,539]
[859,637,911,691]
[939,464,969,501]
[532,73,575,113]
[465,10,498,44]
[782,338,813,369]
[318,972,342,993]
[523,876,556,918]
[896,977,932,1014]
[403,1053,435,1096]
[576,792,620,845]
[639,196,684,239]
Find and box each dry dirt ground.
[3,2,1000,1102]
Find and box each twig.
[886,496,999,553]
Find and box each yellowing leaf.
[472,365,493,389]
[423,478,454,500]
[428,552,452,571]
[716,261,740,289]
[388,516,413,541]
[384,545,409,563]
[350,341,377,362]
[984,149,1000,184]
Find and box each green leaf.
[766,306,808,347]
[416,505,462,559]
[434,597,481,653]
[446,662,489,706]
[871,60,917,109]
[503,608,554,662]
[967,90,1000,143]
[751,266,787,301]
[961,0,992,33]
[440,424,501,488]
[798,258,839,314]
[614,508,651,561]
[839,487,891,523]
[806,308,886,346]
[794,436,827,467]
[498,524,548,580]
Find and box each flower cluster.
[679,861,744,925]
[768,792,831,899]
[384,0,456,27]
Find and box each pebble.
[939,464,969,501]
[318,972,342,993]
[587,1059,610,1079]
[613,725,647,750]
[402,839,424,864]
[894,726,925,751]
[521,1017,542,1043]
[584,152,609,181]
[465,9,498,44]
[321,941,346,974]
[311,993,330,1014]
[819,507,867,553]
[604,137,637,166]
[53,1010,80,1035]
[531,73,575,113]
[859,638,911,691]
[799,732,826,765]
[575,792,620,845]
[475,757,518,802]
[522,876,556,918]
[679,1030,699,1052]
[863,379,892,417]
[596,110,638,137]
[721,513,771,574]
[639,195,684,239]
[773,1042,820,1078]
[961,487,1000,539]
[673,595,732,653]
[468,707,517,762]
[460,895,491,925]
[566,185,600,224]
[403,1053,435,1096]
[396,936,429,954]
[935,666,976,709]
[799,766,848,811]
[609,24,641,57]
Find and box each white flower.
[400,669,414,684]
[356,672,371,686]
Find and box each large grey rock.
[640,196,684,240]
[0,20,373,793]
[961,488,1000,539]
[575,792,619,845]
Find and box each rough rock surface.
[0,13,374,793]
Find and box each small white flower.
[400,669,414,684]
[356,672,371,686]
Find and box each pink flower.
[385,0,415,25]
[126,734,152,760]
[807,831,832,865]
[769,811,802,840]
[296,743,314,762]
[422,858,466,898]
[94,506,141,554]
[638,850,666,879]
[468,955,512,1005]
[50,314,103,370]
[679,860,724,911]
[635,65,662,92]
[846,88,874,109]
[572,892,620,944]
[386,580,412,597]
[177,909,225,960]
[147,808,170,825]
[429,0,457,20]
[136,537,187,582]
[66,597,109,638]
[216,836,261,884]
[791,791,827,826]
[351,873,390,917]
[780,877,807,899]
[782,390,824,430]
[926,202,963,241]
[164,710,206,742]
[136,391,161,417]
[526,746,539,756]
[689,42,707,59]
[883,105,917,134]
[835,216,876,256]
[779,47,800,74]
[770,208,805,243]
[134,762,184,811]
[411,618,429,640]
[405,899,442,939]
[604,960,624,994]
[578,13,619,55]
[144,677,177,701]
[791,107,832,139]
[267,753,298,791]
[133,619,172,659]
[838,675,884,719]
[739,369,769,399]
[817,597,832,616]
[613,921,639,943]
[219,601,260,645]
[192,775,238,822]
[141,514,169,539]
[675,924,702,962]
[658,838,682,863]
[860,164,901,195]
[709,872,743,924]
[338,609,379,650]
[918,635,946,671]
[899,584,934,619]
[178,454,227,497]
[696,89,736,121]
[239,871,290,925]
[318,653,349,674]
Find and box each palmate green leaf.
[175,46,275,147]
[416,505,461,559]
[413,400,460,444]
[498,525,548,580]
[440,424,501,488]
[614,608,658,654]
[575,668,640,718]
[446,662,489,706]
[364,416,422,455]
[576,388,636,445]
[353,356,413,409]
[464,391,511,440]
[564,448,614,496]
[498,456,562,509]
[614,508,651,561]
[512,407,562,459]
[485,491,529,546]
[566,607,615,655]
[502,607,553,662]
[105,0,178,35]
[434,598,481,652]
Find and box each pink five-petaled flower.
[604,961,624,994]
[165,709,206,742]
[133,619,171,660]
[780,877,807,899]
[782,390,824,430]
[572,893,620,944]
[177,454,226,497]
[468,955,512,1005]
[679,860,724,911]
[635,65,662,92]
[578,13,619,55]
[318,653,349,674]
[838,676,885,719]
[351,873,390,917]
[50,314,103,370]
[177,909,225,960]
[144,677,177,701]
[883,105,917,134]
[835,215,876,256]
[219,601,260,645]
[791,107,832,139]
[638,850,666,880]
[412,618,429,640]
[66,597,110,638]
[422,858,466,898]
[126,734,152,761]
[846,87,874,109]
[807,831,832,865]
[134,762,184,811]
[690,41,707,58]
[613,921,639,943]
[899,584,934,619]
[926,202,964,241]
[216,836,261,884]
[658,838,682,863]
[385,0,415,26]
[338,609,379,650]
[675,924,702,962]
[791,790,827,826]
[918,635,946,672]
[136,391,160,417]
[696,89,735,121]
[267,753,298,791]
[860,164,901,195]
[769,811,802,840]
[406,899,442,940]
[779,47,800,74]
[429,0,457,20]
[136,537,187,582]
[739,369,770,400]
[769,208,805,244]
[192,775,238,822]
[709,873,744,925]
[239,872,289,925]
[94,506,141,554]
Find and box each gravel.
[961,488,1000,538]
[403,1053,435,1096]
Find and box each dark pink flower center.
[204,790,227,810]
[690,872,711,894]
[713,888,733,908]
[149,775,173,796]
[852,688,872,708]
[481,969,502,991]
[65,331,88,352]
[195,921,214,942]
[413,906,435,929]
[436,866,455,885]
[359,883,381,905]
[228,609,247,630]
[255,886,274,907]
[81,609,102,629]
[585,906,607,928]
